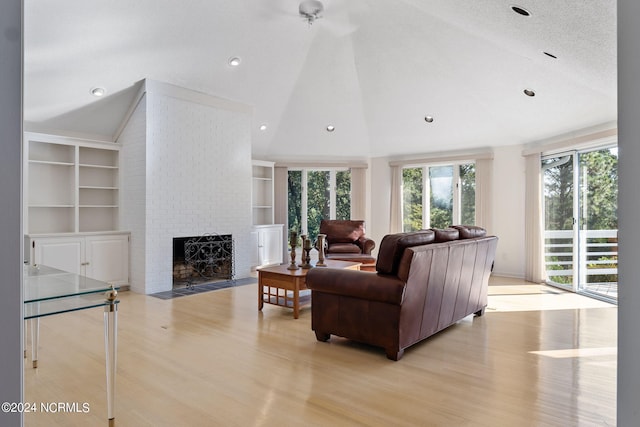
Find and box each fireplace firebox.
[172,234,234,288]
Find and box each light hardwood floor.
[24,276,617,427]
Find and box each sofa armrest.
[357,237,376,254]
[306,268,405,305]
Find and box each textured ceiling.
[23,0,617,160]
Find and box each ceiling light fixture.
[259,124,267,131]
[228,57,241,67]
[326,124,335,132]
[90,87,106,97]
[424,116,434,123]
[511,5,531,16]
[524,89,536,97]
[299,0,324,26]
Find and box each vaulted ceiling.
[23,0,616,160]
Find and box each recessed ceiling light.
[524,88,536,97]
[90,87,106,97]
[228,57,241,67]
[543,51,558,59]
[511,5,531,16]
[259,124,267,131]
[424,116,434,123]
[326,125,335,132]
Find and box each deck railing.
[544,229,618,286]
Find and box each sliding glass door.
[577,148,618,300]
[542,147,618,302]
[543,154,576,288]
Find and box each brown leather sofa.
[306,225,498,360]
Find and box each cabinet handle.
[81,262,90,266]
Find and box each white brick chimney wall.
[119,81,253,294]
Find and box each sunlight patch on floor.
[487,276,616,312]
[529,347,617,358]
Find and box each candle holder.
[299,235,312,269]
[316,234,326,266]
[287,230,299,270]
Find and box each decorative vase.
[316,234,326,266]
[287,230,299,270]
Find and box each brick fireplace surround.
[118,80,254,294]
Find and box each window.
[401,163,475,231]
[288,168,351,240]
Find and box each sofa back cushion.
[452,225,487,239]
[376,230,436,275]
[431,227,460,242]
[320,220,366,244]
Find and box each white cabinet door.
[85,235,129,286]
[252,225,284,268]
[28,233,129,285]
[250,230,261,268]
[261,226,283,266]
[31,237,84,275]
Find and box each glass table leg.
[104,288,118,426]
[30,314,40,368]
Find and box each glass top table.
[24,264,119,318]
[24,264,119,426]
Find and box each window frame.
[401,161,475,230]
[288,167,351,236]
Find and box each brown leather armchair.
[319,220,375,255]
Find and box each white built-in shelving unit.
[26,134,121,234]
[251,160,283,268]
[252,160,275,226]
[24,133,129,285]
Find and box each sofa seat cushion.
[376,230,436,275]
[328,242,363,254]
[325,253,376,263]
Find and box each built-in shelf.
[252,160,275,226]
[29,160,75,166]
[25,133,121,235]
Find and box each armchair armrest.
[357,237,376,254]
[306,268,405,305]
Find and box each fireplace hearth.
[173,234,234,288]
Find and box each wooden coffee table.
[258,259,361,319]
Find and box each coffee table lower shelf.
[262,291,311,310]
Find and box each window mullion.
[329,170,337,219]
[423,166,430,229]
[453,164,461,225]
[301,169,308,235]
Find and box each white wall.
[119,95,148,294]
[369,156,392,256]
[490,145,526,277]
[119,81,254,294]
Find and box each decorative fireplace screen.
[173,233,234,288]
